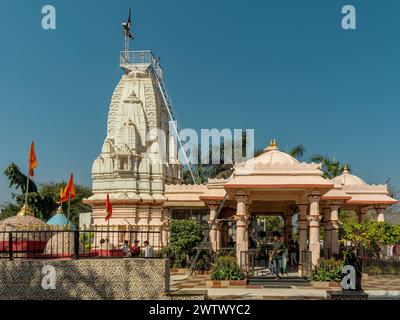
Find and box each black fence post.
[8,231,13,260]
[74,230,80,259]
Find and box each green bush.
[312,258,344,282]
[211,256,245,280]
[168,219,204,268]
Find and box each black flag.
[123,8,134,39]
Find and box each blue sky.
[0,0,399,204]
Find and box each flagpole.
[67,189,71,221]
[24,168,30,207]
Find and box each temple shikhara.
[83,19,398,272]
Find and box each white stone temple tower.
[85,33,182,229]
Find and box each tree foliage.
[2,163,92,224]
[310,155,349,179]
[168,219,204,267]
[340,220,400,257]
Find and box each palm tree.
[310,155,350,179]
[289,144,306,159]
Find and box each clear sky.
[0,0,399,204]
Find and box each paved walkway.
[170,274,400,300]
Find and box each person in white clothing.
[144,240,153,258]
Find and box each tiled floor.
[170,273,400,300]
[362,276,400,291]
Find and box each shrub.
[312,258,344,282]
[168,219,204,268]
[211,256,245,280]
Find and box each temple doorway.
[247,213,301,279]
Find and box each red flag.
[59,174,76,204]
[105,193,113,221]
[28,142,38,177]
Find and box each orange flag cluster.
[59,174,76,204]
[27,142,110,220]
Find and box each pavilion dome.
[47,206,76,230]
[248,139,300,166]
[335,165,367,186]
[0,205,48,231]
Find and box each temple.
[84,30,398,272]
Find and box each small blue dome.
[47,207,76,230]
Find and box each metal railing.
[120,50,163,79]
[0,229,162,260]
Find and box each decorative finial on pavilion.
[343,164,349,174]
[17,204,34,217]
[265,138,279,151]
[56,205,63,215]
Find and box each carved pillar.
[376,207,386,222]
[322,207,331,258]
[216,222,222,251]
[308,195,321,268]
[330,204,340,256]
[161,208,171,247]
[283,211,292,244]
[235,193,250,268]
[297,204,308,268]
[358,208,366,224]
[208,204,219,251]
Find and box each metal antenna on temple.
[122,8,134,53]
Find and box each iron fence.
[0,229,162,260]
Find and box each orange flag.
[59,174,76,203]
[105,193,113,221]
[28,142,38,177]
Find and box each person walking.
[130,240,141,257]
[121,240,130,257]
[289,240,298,267]
[144,240,153,258]
[281,245,289,276]
[272,232,286,280]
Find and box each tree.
[289,144,306,159]
[2,163,92,224]
[169,219,204,267]
[340,220,400,257]
[310,155,349,179]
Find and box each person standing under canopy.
[272,231,287,280]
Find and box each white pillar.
[308,195,321,268]
[235,193,249,268]
[330,204,340,256]
[376,207,386,222]
[216,222,222,250]
[161,208,170,246]
[297,204,308,268]
[322,207,331,258]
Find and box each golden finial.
[17,205,34,217]
[343,164,349,174]
[265,138,279,151]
